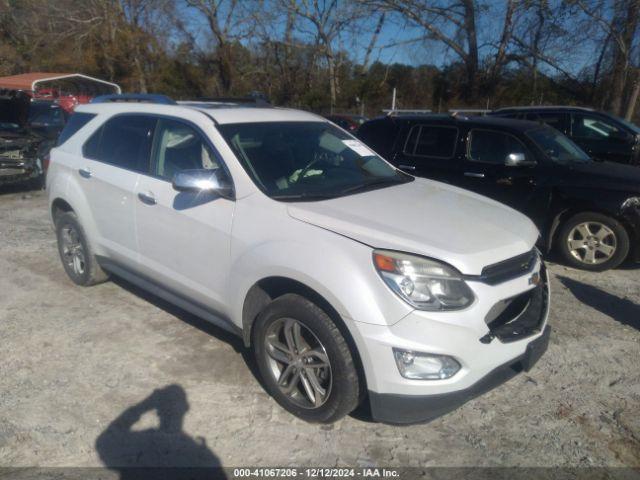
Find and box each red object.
[0,72,120,113]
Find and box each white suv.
[47,95,550,424]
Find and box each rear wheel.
[253,294,360,423]
[557,212,629,271]
[55,212,108,286]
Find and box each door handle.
[464,172,485,178]
[137,191,156,205]
[398,164,416,171]
[78,168,92,179]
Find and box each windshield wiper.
[338,177,410,196]
[270,192,339,201]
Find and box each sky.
[176,0,610,78]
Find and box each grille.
[478,248,538,285]
[482,264,549,343]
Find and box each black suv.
[490,106,640,166]
[357,114,640,271]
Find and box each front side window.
[572,113,623,140]
[468,130,532,164]
[218,121,411,200]
[83,115,156,173]
[152,118,220,180]
[404,125,458,158]
[527,127,590,164]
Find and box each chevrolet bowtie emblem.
[529,272,541,285]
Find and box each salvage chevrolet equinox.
[47,94,550,424]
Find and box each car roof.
[370,113,544,133]
[492,105,596,113]
[75,102,326,125]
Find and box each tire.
[55,211,109,286]
[253,293,360,423]
[557,211,630,271]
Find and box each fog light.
[393,348,461,380]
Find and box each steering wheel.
[294,151,332,183]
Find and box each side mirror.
[505,152,536,167]
[172,169,234,200]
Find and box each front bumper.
[369,326,550,424]
[350,259,550,424]
[0,157,40,185]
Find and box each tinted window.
[152,118,220,180]
[527,127,590,164]
[405,125,458,158]
[28,103,66,127]
[357,120,398,159]
[572,113,623,139]
[468,130,532,164]
[526,112,566,132]
[57,112,96,146]
[83,115,156,172]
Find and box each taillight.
[42,153,50,171]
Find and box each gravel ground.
[0,187,639,471]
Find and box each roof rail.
[383,109,432,116]
[193,95,271,106]
[449,109,491,116]
[91,93,176,105]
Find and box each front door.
[134,116,235,314]
[458,128,545,224]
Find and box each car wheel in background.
[253,293,360,423]
[55,212,109,286]
[557,212,630,271]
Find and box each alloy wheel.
[61,225,86,276]
[264,318,332,409]
[567,221,617,265]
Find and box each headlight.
[373,250,474,311]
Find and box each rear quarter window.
[57,112,96,146]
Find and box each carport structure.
[0,72,121,97]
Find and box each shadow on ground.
[558,275,640,330]
[96,384,227,479]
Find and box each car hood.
[561,160,640,192]
[287,178,539,275]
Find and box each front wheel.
[557,212,630,271]
[253,294,361,423]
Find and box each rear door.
[393,123,462,183]
[79,114,156,266]
[134,116,235,314]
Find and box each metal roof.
[0,72,121,94]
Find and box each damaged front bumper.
[0,153,41,186]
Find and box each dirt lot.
[0,187,639,471]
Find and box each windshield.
[218,121,412,200]
[527,127,591,164]
[27,103,65,127]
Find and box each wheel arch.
[51,197,75,222]
[547,206,635,254]
[241,276,367,394]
